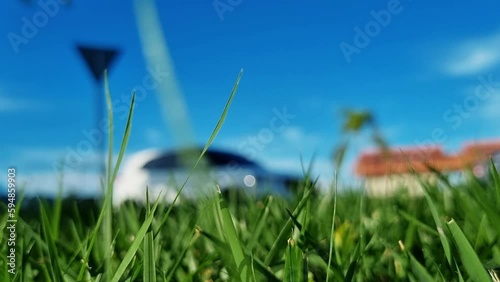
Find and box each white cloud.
[282,126,304,143]
[261,157,304,174]
[0,169,102,197]
[0,146,146,197]
[443,32,500,76]
[1,146,123,197]
[14,147,104,168]
[23,171,102,196]
[0,96,31,112]
[279,127,324,151]
[0,88,50,113]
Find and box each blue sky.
[2,0,500,195]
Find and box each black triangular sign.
[77,45,120,82]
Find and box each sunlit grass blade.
[490,158,500,206]
[198,227,281,281]
[408,252,434,282]
[264,179,316,266]
[399,240,435,282]
[407,161,452,266]
[156,69,243,234]
[284,238,303,281]
[77,198,108,280]
[111,198,161,282]
[52,166,64,239]
[447,219,491,282]
[344,242,361,282]
[104,70,114,189]
[39,200,64,282]
[456,261,465,282]
[217,190,248,281]
[111,90,136,184]
[399,210,439,237]
[103,70,115,282]
[326,171,338,282]
[285,208,323,256]
[247,196,273,251]
[205,69,242,148]
[104,71,136,280]
[358,189,366,262]
[165,229,199,282]
[489,269,500,282]
[143,190,157,282]
[65,221,89,273]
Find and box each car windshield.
[206,151,257,167]
[142,154,180,169]
[142,149,259,170]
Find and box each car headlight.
[243,175,256,187]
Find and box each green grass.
[2,173,500,281]
[1,73,500,281]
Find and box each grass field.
[2,168,500,281]
[1,73,500,281]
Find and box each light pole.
[77,44,120,179]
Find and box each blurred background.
[1,0,500,197]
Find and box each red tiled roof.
[355,140,500,177]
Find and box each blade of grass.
[285,208,322,254]
[165,229,199,282]
[399,240,435,282]
[217,189,248,281]
[326,171,338,282]
[264,178,317,266]
[77,198,108,280]
[195,227,238,277]
[456,261,465,282]
[344,242,362,282]
[111,90,136,184]
[52,165,64,239]
[143,190,157,282]
[155,69,243,235]
[39,200,64,282]
[447,219,491,282]
[105,71,136,281]
[111,198,161,282]
[489,158,500,206]
[284,238,303,282]
[404,155,452,266]
[408,252,434,282]
[247,196,273,251]
[198,227,280,281]
[104,69,115,282]
[358,190,366,263]
[399,210,439,237]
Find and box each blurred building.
[354,140,500,197]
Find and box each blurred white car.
[113,147,298,206]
